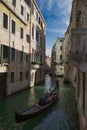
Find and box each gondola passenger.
[38,93,50,106]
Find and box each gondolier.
[14,85,59,123]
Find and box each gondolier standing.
[14,85,59,123]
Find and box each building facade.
[64,0,87,130]
[51,38,64,76]
[0,0,46,97]
[45,56,51,74]
[63,27,70,83]
[30,0,46,86]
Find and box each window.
[20,72,23,81]
[26,34,30,43]
[32,24,34,39]
[26,55,28,63]
[60,55,62,60]
[2,45,9,62]
[25,0,31,6]
[1,45,10,63]
[36,30,38,42]
[20,51,23,62]
[12,20,16,34]
[41,21,42,28]
[32,4,34,14]
[20,27,24,39]
[36,30,40,43]
[39,17,41,25]
[32,49,34,62]
[11,48,15,61]
[12,0,16,7]
[36,12,38,21]
[21,5,24,16]
[27,13,29,21]
[3,13,8,29]
[31,73,34,82]
[60,46,62,50]
[11,72,14,83]
[26,71,28,79]
[60,39,63,42]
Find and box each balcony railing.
[31,62,44,69]
[31,62,43,65]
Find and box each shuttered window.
[11,72,14,83]
[20,72,23,81]
[12,20,16,34]
[20,27,24,39]
[21,5,24,16]
[12,0,16,7]
[11,48,15,61]
[20,51,23,62]
[3,13,8,29]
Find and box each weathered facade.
[63,27,70,82]
[0,0,46,96]
[51,38,64,76]
[64,0,77,87]
[64,0,87,130]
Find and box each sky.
[35,0,73,56]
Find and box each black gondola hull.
[14,88,58,123]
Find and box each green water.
[0,76,79,130]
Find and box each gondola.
[14,83,59,123]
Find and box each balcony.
[68,52,87,62]
[70,27,87,68]
[0,63,8,73]
[31,62,44,69]
[68,53,87,71]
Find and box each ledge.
[31,62,43,65]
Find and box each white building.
[51,38,64,76]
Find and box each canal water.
[0,75,79,130]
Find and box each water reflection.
[0,76,79,130]
[33,83,79,130]
[28,88,36,107]
[44,74,53,92]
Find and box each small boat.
[14,83,59,123]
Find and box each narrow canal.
[0,75,79,130]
